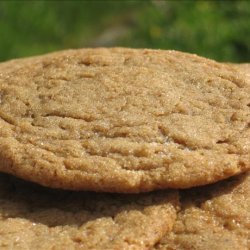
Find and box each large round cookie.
[0,173,178,250]
[0,48,249,192]
[154,172,250,250]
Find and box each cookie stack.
[0,48,249,249]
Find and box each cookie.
[233,63,250,77]
[0,173,179,250]
[154,172,250,250]
[0,48,249,192]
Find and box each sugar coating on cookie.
[233,63,250,77]
[0,173,179,250]
[154,172,250,250]
[0,48,249,192]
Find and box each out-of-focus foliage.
[0,0,249,62]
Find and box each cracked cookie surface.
[154,172,250,250]
[0,173,179,250]
[0,48,249,192]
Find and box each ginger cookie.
[154,172,250,250]
[0,48,249,192]
[233,63,250,77]
[0,173,178,250]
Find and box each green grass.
[0,0,249,62]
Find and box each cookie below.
[154,172,250,250]
[0,173,179,250]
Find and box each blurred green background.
[0,0,249,63]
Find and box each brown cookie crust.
[0,48,249,192]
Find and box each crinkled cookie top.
[0,48,249,192]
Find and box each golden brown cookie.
[233,63,250,77]
[154,172,250,250]
[0,48,249,192]
[0,173,179,250]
